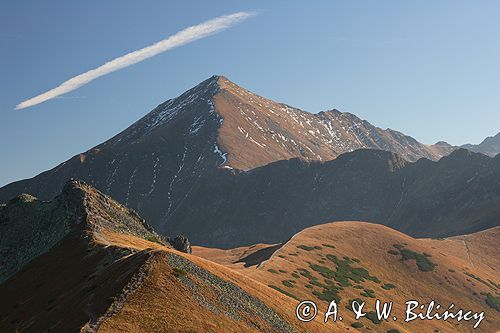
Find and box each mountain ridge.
[0,181,329,333]
[0,179,167,284]
[461,131,500,156]
[0,75,453,203]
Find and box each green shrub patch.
[381,283,396,290]
[464,272,496,290]
[297,244,322,251]
[390,244,437,272]
[484,293,500,311]
[360,289,376,298]
[172,268,187,278]
[365,311,381,324]
[269,285,299,300]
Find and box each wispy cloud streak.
[16,11,255,110]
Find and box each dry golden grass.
[2,221,497,333]
[196,222,500,333]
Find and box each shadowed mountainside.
[163,148,500,247]
[0,181,334,333]
[0,179,164,284]
[461,132,500,157]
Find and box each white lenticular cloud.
[16,11,256,110]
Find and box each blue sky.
[1,1,499,186]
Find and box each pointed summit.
[0,75,472,246]
[461,132,500,157]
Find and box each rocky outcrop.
[0,179,167,284]
[168,235,192,254]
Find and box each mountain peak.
[460,132,500,156]
[435,141,452,147]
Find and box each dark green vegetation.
[345,298,364,310]
[390,244,437,272]
[297,268,316,280]
[387,329,401,333]
[313,288,341,303]
[365,311,381,324]
[268,269,278,274]
[351,322,364,328]
[484,293,499,311]
[488,279,499,289]
[287,249,400,305]
[322,244,336,249]
[268,285,299,300]
[172,268,187,278]
[282,280,295,288]
[464,271,497,290]
[297,244,322,251]
[321,255,381,286]
[360,289,376,298]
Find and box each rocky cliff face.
[0,179,166,284]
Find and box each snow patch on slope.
[213,144,227,165]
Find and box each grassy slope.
[97,232,335,333]
[0,228,337,333]
[195,222,499,333]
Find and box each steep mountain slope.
[462,132,500,156]
[0,181,333,333]
[0,76,453,232]
[0,179,164,284]
[163,148,500,247]
[214,77,452,167]
[195,222,500,333]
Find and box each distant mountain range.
[461,132,500,156]
[0,75,498,247]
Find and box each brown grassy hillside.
[0,179,339,333]
[195,222,499,333]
